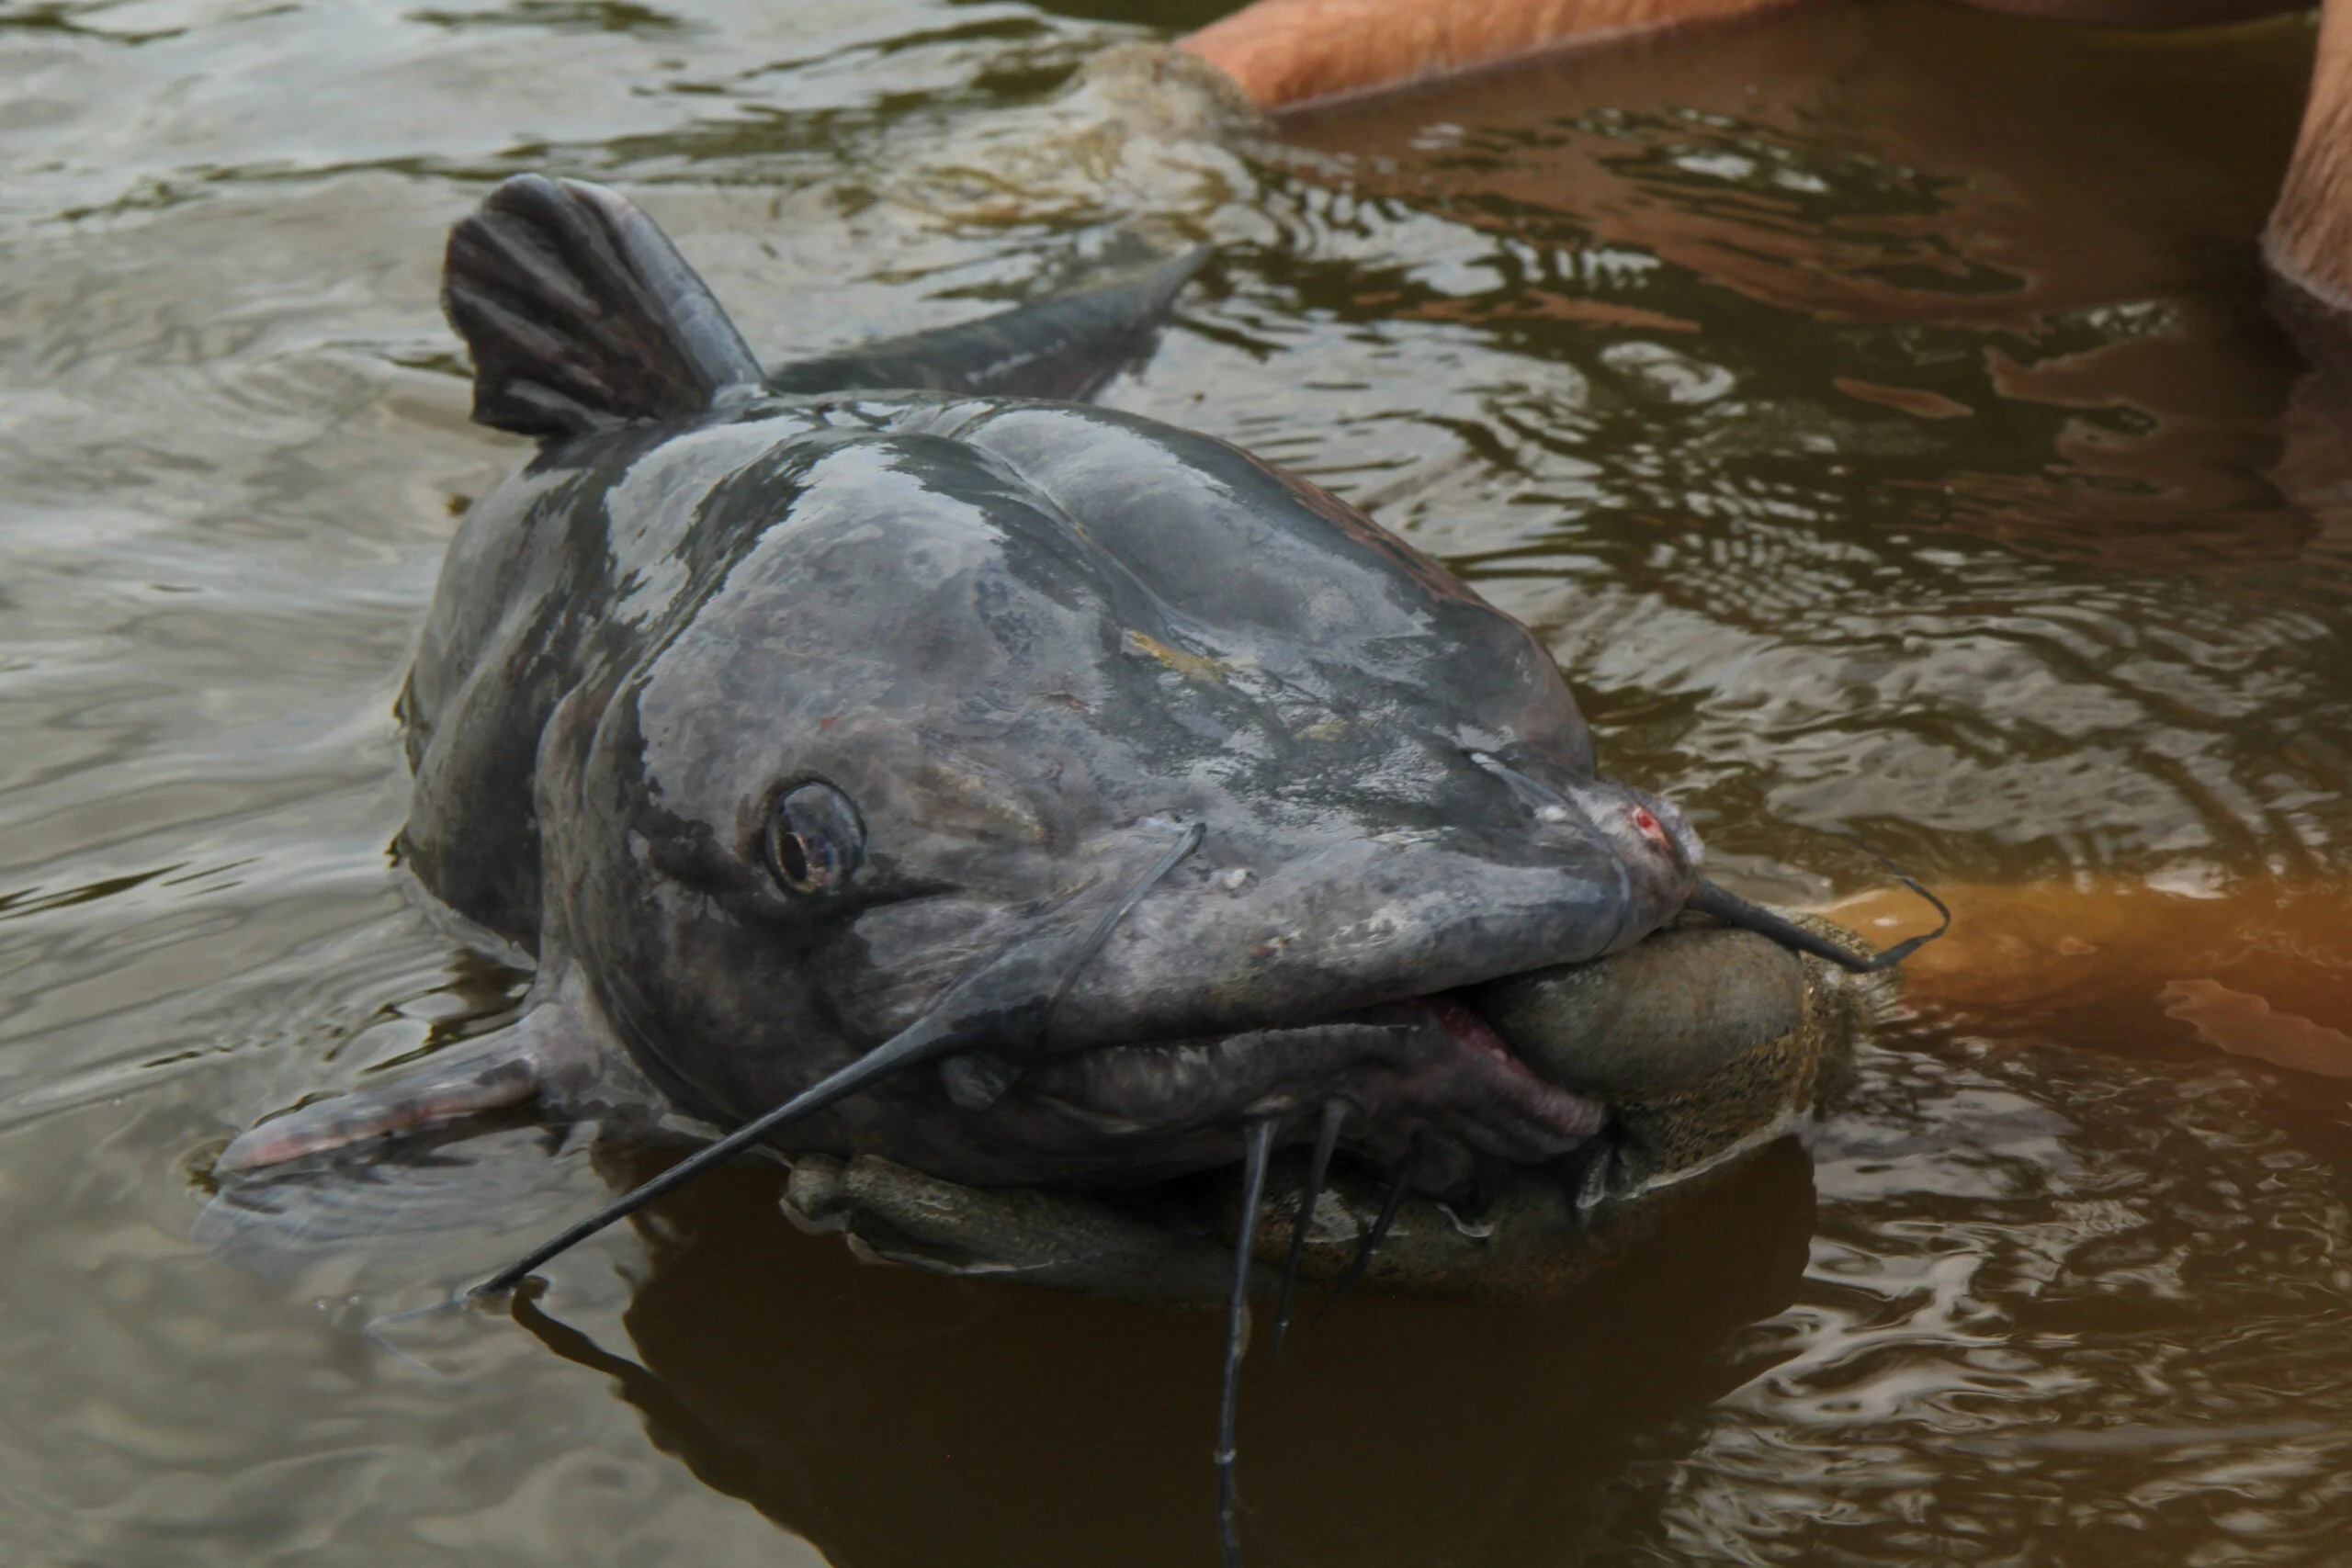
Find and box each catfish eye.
[764,781,864,896]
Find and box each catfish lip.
[1412,990,1609,1143]
[1417,992,1518,1066]
[1010,987,1607,1177]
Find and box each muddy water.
[4,0,2350,1562]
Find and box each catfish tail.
[763,248,1205,403]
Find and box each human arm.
[1176,0,1804,109]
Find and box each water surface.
[4,0,2350,1562]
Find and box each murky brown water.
[5,0,2351,1562]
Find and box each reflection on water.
[2,0,2350,1562]
[512,1141,1813,1567]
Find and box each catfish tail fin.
[443,174,763,440]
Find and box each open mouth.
[1418,992,1516,1061]
[1415,990,1609,1137]
[1003,985,1611,1193]
[1404,989,1612,1162]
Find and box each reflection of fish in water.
[210,174,1940,1562]
[516,1135,1826,1568]
[194,1122,597,1287]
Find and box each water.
[3,0,2349,1562]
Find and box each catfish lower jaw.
[967,991,1606,1195]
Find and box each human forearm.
[1177,0,1802,109]
[2268,0,2352,310]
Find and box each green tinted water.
[4,0,2349,1562]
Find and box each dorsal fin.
[443,175,763,441]
[763,248,1205,403]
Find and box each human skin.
[1180,0,2309,111]
[1177,0,1808,107]
[2270,0,2352,306]
[1183,0,2351,315]
[1823,879,2352,1074]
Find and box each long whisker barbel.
[1048,818,1206,1029]
[1274,1100,1346,1356]
[1217,1115,1277,1568]
[1687,865,1951,975]
[1313,1134,1425,1328]
[472,1011,956,1297]
[1464,747,1951,976]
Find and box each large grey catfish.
[221,174,1918,1204]
[215,175,1939,1562]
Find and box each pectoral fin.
[216,965,639,1175]
[217,1029,544,1175]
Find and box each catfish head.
[540,396,1706,1194]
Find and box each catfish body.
[241,175,1711,1196]
[200,175,1933,1568]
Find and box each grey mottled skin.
[223,175,1728,1202]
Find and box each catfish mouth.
[997,983,1607,1196]
[1414,989,1605,1145]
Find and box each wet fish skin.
[403,385,1689,1188]
[761,250,1206,403]
[235,174,1704,1198]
